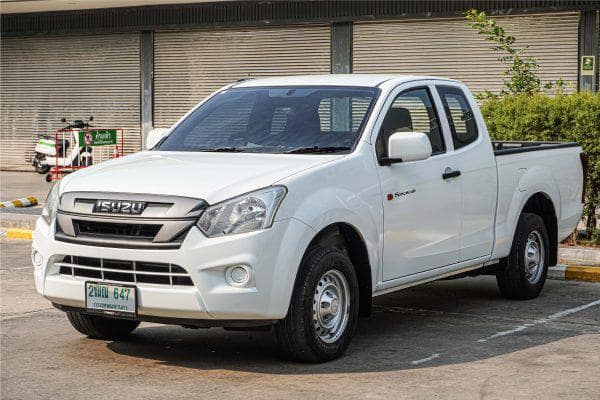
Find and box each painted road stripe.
[478,299,600,343]
[411,353,441,365]
[0,197,38,208]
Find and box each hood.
[60,151,339,204]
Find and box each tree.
[465,9,545,97]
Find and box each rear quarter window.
[437,86,478,149]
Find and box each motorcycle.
[33,116,94,174]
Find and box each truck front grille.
[57,256,193,286]
[54,192,206,250]
[74,220,162,240]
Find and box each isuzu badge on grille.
[93,200,146,215]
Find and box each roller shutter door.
[154,25,331,128]
[0,33,140,170]
[353,12,579,94]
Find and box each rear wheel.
[66,311,140,339]
[496,212,549,300]
[275,246,359,363]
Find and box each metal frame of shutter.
[353,12,580,94]
[154,25,331,128]
[0,33,141,170]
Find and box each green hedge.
[480,92,600,243]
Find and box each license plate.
[85,282,137,316]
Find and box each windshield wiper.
[284,146,352,154]
[197,147,245,152]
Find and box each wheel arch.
[521,192,558,266]
[302,223,373,317]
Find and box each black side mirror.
[89,116,94,121]
[60,117,67,123]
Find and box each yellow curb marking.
[3,229,33,240]
[565,266,600,283]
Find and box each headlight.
[197,186,287,237]
[41,184,60,224]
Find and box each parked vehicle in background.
[32,117,94,174]
[32,75,586,362]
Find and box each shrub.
[480,92,600,244]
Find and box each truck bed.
[492,141,579,156]
[491,142,584,261]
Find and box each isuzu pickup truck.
[32,75,587,362]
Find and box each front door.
[375,86,463,281]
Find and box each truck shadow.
[106,277,600,374]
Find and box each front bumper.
[32,217,315,321]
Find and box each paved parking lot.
[2,238,599,399]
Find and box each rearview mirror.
[383,131,432,165]
[145,128,169,150]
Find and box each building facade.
[1,0,598,169]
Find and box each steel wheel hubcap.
[524,230,545,284]
[313,269,350,344]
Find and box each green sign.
[78,130,118,146]
[581,56,595,76]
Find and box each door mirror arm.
[379,157,403,166]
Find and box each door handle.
[442,169,461,180]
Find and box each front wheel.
[34,154,50,174]
[66,311,140,340]
[496,212,549,300]
[275,246,359,362]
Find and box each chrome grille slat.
[56,256,193,286]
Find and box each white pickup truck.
[32,75,587,362]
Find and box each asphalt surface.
[2,238,600,399]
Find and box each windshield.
[156,86,378,154]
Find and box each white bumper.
[32,217,315,321]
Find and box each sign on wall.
[581,56,596,76]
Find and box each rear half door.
[435,84,497,261]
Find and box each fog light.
[225,265,252,287]
[32,250,43,267]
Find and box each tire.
[275,246,360,363]
[66,311,140,340]
[496,212,550,300]
[34,155,50,174]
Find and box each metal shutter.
[353,12,579,94]
[0,33,140,170]
[154,25,331,128]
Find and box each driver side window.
[376,87,445,158]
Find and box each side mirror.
[382,131,432,165]
[145,128,169,150]
[60,117,67,123]
[89,116,94,121]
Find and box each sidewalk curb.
[559,246,600,267]
[548,265,600,283]
[0,228,33,240]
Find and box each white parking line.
[411,353,440,365]
[478,299,600,343]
